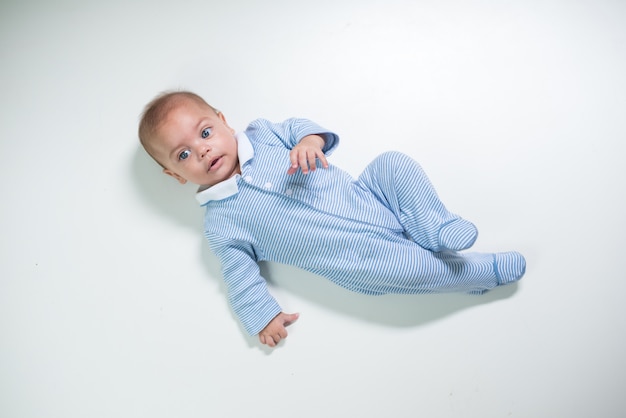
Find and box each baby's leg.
[356,151,477,252]
[344,249,526,295]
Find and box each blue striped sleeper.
[196,118,526,335]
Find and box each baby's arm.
[258,312,300,347]
[211,237,300,348]
[245,118,339,174]
[208,235,283,337]
[287,134,329,175]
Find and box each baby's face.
[152,99,240,187]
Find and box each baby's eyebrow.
[196,117,210,130]
[167,138,190,160]
[168,146,184,160]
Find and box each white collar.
[195,132,254,205]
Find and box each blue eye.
[178,150,191,160]
[201,127,212,138]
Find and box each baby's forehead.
[167,97,214,121]
[157,99,199,129]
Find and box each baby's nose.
[199,145,211,158]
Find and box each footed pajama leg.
[356,151,478,252]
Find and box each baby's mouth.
[209,157,221,171]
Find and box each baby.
[138,91,526,347]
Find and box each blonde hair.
[138,90,218,167]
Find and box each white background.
[1,0,625,417]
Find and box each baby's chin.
[196,174,233,190]
[194,164,241,189]
[197,182,213,192]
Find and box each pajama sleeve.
[245,118,339,154]
[207,233,282,336]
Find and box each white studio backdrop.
[1,0,625,417]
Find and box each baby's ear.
[218,111,236,135]
[163,168,187,184]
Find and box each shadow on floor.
[130,145,204,231]
[257,260,518,329]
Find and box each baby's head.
[139,91,240,187]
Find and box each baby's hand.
[258,312,300,347]
[288,135,329,175]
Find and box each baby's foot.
[438,218,478,251]
[493,252,526,285]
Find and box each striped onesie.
[196,118,526,335]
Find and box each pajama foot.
[437,218,478,251]
[494,252,526,285]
